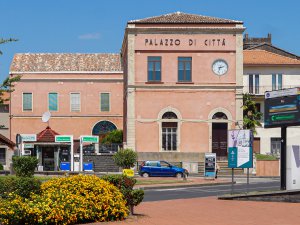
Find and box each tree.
[101,130,123,144]
[113,148,137,169]
[0,38,20,104]
[242,93,263,134]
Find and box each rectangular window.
[178,57,192,82]
[48,93,58,111]
[148,56,161,82]
[0,104,9,113]
[22,93,32,111]
[249,74,259,94]
[162,122,177,151]
[0,148,5,165]
[70,93,80,112]
[272,74,283,90]
[271,138,281,156]
[100,93,110,112]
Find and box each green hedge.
[256,154,277,161]
[12,156,38,177]
[0,176,41,198]
[102,174,144,214]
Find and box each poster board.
[204,153,216,177]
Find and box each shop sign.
[81,136,99,143]
[55,135,72,143]
[123,169,134,177]
[21,134,37,142]
[228,130,253,168]
[24,143,34,149]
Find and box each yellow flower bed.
[0,175,128,225]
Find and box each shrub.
[256,154,277,161]
[102,174,144,215]
[101,130,123,144]
[12,156,38,177]
[113,148,137,169]
[0,175,128,225]
[0,176,41,198]
[0,164,3,170]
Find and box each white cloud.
[78,33,101,40]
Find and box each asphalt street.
[144,178,280,202]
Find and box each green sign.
[55,136,72,143]
[81,136,99,143]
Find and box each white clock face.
[212,60,228,76]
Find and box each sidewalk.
[90,197,300,225]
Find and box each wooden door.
[212,123,228,157]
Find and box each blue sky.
[0,0,300,81]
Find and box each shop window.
[178,57,192,82]
[48,93,58,111]
[23,93,32,111]
[100,93,110,112]
[271,138,281,156]
[148,56,161,82]
[70,93,80,112]
[0,148,5,165]
[161,111,178,151]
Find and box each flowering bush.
[0,175,128,225]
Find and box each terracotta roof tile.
[244,50,300,65]
[10,53,122,73]
[37,126,60,142]
[0,134,15,148]
[128,12,243,24]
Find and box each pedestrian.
[215,163,220,179]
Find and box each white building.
[243,34,300,155]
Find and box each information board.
[204,153,216,177]
[265,90,300,128]
[228,130,253,168]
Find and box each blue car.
[139,160,188,178]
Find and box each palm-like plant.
[242,93,263,134]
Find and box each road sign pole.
[281,126,287,190]
[231,168,234,195]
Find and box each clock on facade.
[212,59,228,76]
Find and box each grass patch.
[256,154,277,161]
[136,179,191,185]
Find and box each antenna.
[42,111,51,126]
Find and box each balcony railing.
[244,85,299,95]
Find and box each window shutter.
[48,93,58,111]
[101,93,110,112]
[70,93,80,112]
[23,93,32,111]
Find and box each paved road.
[144,178,280,202]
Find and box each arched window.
[161,112,178,151]
[212,112,228,120]
[92,121,117,136]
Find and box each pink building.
[122,12,245,165]
[9,54,123,171]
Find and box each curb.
[135,181,235,190]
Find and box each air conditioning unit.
[23,150,31,156]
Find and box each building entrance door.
[212,123,228,158]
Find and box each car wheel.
[176,173,183,178]
[142,173,149,178]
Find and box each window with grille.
[271,138,281,156]
[23,93,32,111]
[161,111,178,151]
[70,93,80,112]
[178,57,192,82]
[48,93,58,111]
[0,148,5,165]
[148,56,161,82]
[100,93,110,112]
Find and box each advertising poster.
[204,153,216,177]
[228,130,253,168]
